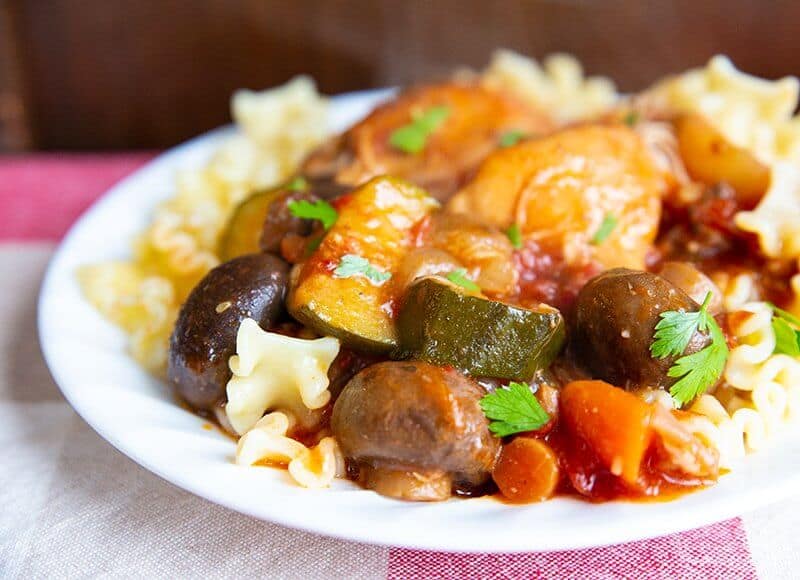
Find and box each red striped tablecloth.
[0,155,795,579]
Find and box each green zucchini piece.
[397,277,565,379]
[287,176,439,353]
[218,188,281,262]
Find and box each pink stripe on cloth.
[387,518,756,580]
[0,153,154,241]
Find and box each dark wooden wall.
[2,0,799,151]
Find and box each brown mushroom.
[658,261,723,314]
[332,361,500,501]
[168,253,289,411]
[573,268,711,390]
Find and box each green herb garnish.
[389,106,451,154]
[499,129,527,148]
[479,382,550,437]
[305,235,323,256]
[590,213,618,245]
[506,223,523,249]
[623,111,639,127]
[285,176,309,192]
[333,254,391,285]
[768,303,800,356]
[287,199,338,230]
[650,292,729,407]
[445,268,480,292]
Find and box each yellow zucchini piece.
[287,176,438,352]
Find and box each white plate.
[38,89,800,553]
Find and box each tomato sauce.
[652,184,796,307]
[514,239,602,314]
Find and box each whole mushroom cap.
[332,361,499,499]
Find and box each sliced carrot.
[560,380,653,485]
[493,438,559,503]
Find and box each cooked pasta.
[679,302,800,467]
[684,394,765,469]
[648,55,800,166]
[736,162,800,260]
[235,411,345,489]
[711,271,758,312]
[78,263,178,373]
[481,50,619,123]
[225,318,340,435]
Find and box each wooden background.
[2,0,799,152]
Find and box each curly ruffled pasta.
[681,301,800,468]
[225,318,340,435]
[482,50,619,123]
[683,394,764,469]
[235,412,345,489]
[648,55,800,166]
[78,263,178,373]
[735,162,800,261]
[712,271,758,312]
[725,303,800,420]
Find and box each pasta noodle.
[235,412,346,489]
[78,263,178,373]
[682,301,800,468]
[482,50,619,123]
[683,394,764,469]
[711,271,758,312]
[648,55,800,166]
[736,162,800,261]
[225,318,340,435]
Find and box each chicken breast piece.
[447,124,668,270]
[302,82,554,202]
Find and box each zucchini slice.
[218,188,281,261]
[287,176,439,352]
[397,276,565,379]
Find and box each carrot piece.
[492,438,560,503]
[560,380,653,485]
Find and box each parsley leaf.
[445,268,480,292]
[590,213,617,244]
[623,111,639,127]
[668,322,729,406]
[506,223,523,249]
[285,176,309,192]
[650,292,730,407]
[305,235,323,256]
[333,254,391,285]
[499,129,527,148]
[769,303,800,356]
[479,382,550,437]
[287,199,338,230]
[389,106,450,154]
